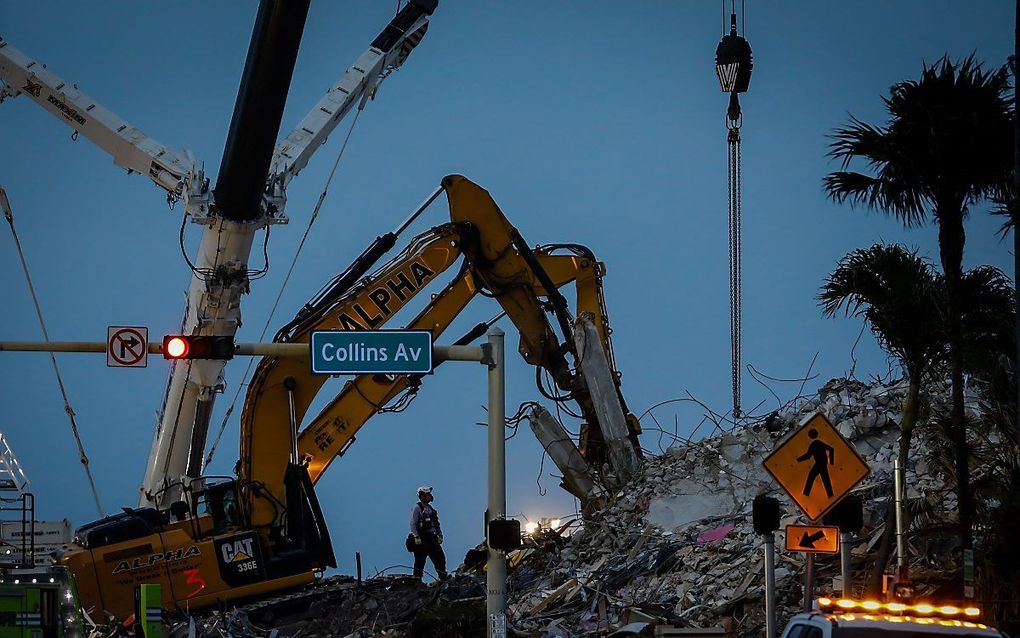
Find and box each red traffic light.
[164,336,190,359]
[161,335,235,360]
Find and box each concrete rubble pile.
[506,377,971,637]
[158,575,487,638]
[94,376,979,638]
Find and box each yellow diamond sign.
[762,412,870,521]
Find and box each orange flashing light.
[817,598,981,620]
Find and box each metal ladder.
[0,433,30,495]
[0,433,35,567]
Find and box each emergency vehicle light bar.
[837,614,989,630]
[817,597,980,619]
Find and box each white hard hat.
[417,485,433,496]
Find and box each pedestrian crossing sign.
[762,412,870,521]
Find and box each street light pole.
[486,327,508,637]
[763,533,777,638]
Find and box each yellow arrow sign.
[785,524,840,553]
[762,412,870,521]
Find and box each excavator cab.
[189,479,243,536]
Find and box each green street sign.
[310,330,433,375]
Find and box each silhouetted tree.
[821,244,942,592]
[824,56,1013,564]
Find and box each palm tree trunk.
[937,207,974,581]
[868,375,921,595]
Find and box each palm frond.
[819,243,944,374]
[824,54,1013,231]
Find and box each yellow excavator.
[55,175,641,619]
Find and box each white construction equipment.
[0,2,438,508]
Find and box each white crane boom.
[0,38,193,195]
[0,2,437,511]
[270,9,431,190]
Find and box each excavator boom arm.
[238,175,637,532]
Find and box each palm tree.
[822,244,1015,591]
[820,243,944,592]
[824,56,1013,561]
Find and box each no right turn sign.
[107,326,148,368]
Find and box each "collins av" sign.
[310,330,433,375]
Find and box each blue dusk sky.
[0,2,1012,579]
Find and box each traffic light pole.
[486,327,507,638]
[840,531,852,596]
[763,533,777,638]
[804,553,815,612]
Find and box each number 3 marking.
[184,568,206,598]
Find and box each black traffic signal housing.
[752,494,782,535]
[823,494,864,534]
[487,518,522,552]
[162,335,235,360]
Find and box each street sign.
[310,330,433,375]
[107,326,148,368]
[785,524,840,553]
[762,412,870,521]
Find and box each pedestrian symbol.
[762,412,870,521]
[798,428,834,498]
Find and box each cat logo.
[215,532,264,586]
[220,537,256,564]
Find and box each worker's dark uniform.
[409,501,447,580]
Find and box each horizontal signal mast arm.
[0,340,481,360]
[269,0,437,188]
[0,38,192,194]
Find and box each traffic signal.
[162,335,235,360]
[752,494,781,534]
[487,518,522,551]
[823,494,864,534]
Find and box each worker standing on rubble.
[407,485,448,581]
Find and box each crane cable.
[719,0,749,420]
[204,106,365,469]
[1,187,105,517]
[727,118,742,420]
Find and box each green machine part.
[0,567,84,638]
[134,584,162,638]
